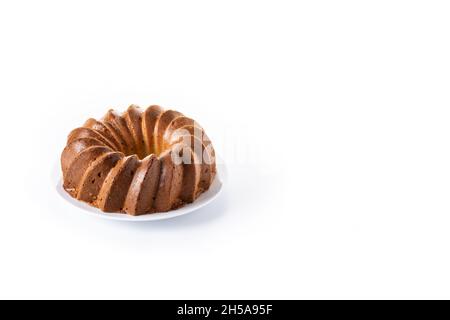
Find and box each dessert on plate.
[61,105,216,215]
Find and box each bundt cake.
[61,105,216,215]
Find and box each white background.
[0,0,449,299]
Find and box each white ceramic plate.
[55,160,226,221]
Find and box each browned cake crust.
[97,155,140,212]
[77,152,123,203]
[123,154,160,215]
[61,105,216,215]
[123,105,146,160]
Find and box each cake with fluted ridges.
[61,105,216,215]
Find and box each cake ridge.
[68,127,116,150]
[154,110,183,155]
[142,105,163,156]
[83,118,122,151]
[99,119,127,153]
[77,151,123,203]
[61,137,106,174]
[63,145,113,195]
[103,109,137,155]
[123,105,146,159]
[123,154,161,215]
[97,155,139,212]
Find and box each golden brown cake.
[61,105,216,215]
